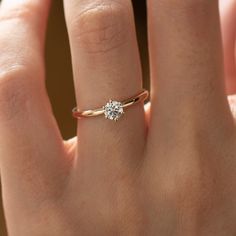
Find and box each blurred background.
[0,0,149,235]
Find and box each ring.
[72,89,149,121]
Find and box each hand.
[1,0,236,235]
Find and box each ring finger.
[64,0,146,174]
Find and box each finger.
[220,0,236,94]
[147,1,234,146]
[64,1,146,168]
[0,0,68,228]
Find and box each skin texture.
[0,0,236,235]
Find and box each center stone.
[103,100,124,121]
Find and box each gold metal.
[72,89,149,119]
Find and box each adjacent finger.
[147,1,234,147]
[0,0,68,230]
[64,0,146,170]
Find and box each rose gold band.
[72,89,149,119]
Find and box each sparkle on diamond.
[104,100,124,121]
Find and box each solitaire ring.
[72,89,149,121]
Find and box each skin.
[0,0,236,235]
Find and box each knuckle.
[70,2,130,54]
[0,2,38,23]
[0,66,35,122]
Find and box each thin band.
[72,89,149,120]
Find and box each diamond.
[103,100,124,121]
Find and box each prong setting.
[103,100,124,121]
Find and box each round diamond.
[104,100,124,121]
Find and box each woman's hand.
[1,0,236,235]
